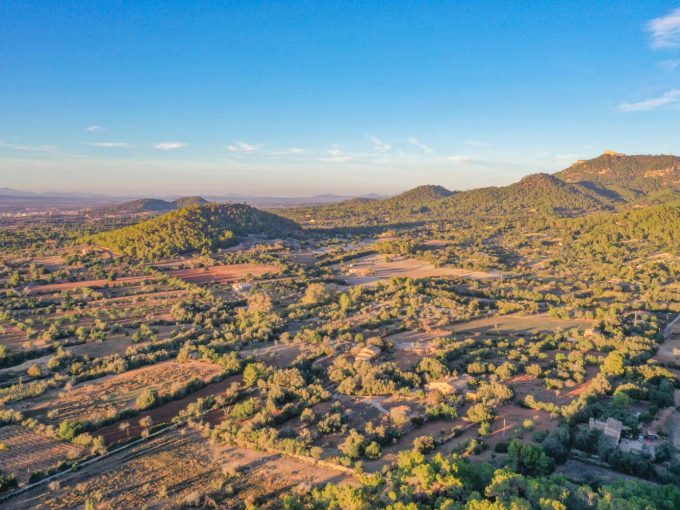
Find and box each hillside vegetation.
[434,173,608,217]
[279,172,609,227]
[89,203,299,260]
[557,152,680,199]
[277,153,680,228]
[562,200,680,265]
[385,184,454,203]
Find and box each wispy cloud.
[407,137,434,154]
[648,8,680,48]
[227,141,262,153]
[368,136,391,152]
[85,125,101,132]
[82,141,133,148]
[0,141,57,153]
[658,58,680,72]
[464,139,492,147]
[278,147,305,155]
[445,155,472,163]
[154,142,187,150]
[321,146,352,163]
[618,89,680,111]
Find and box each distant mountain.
[201,193,385,208]
[89,203,300,260]
[0,187,36,197]
[98,196,210,215]
[556,152,680,200]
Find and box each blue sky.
[2,1,680,196]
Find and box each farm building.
[232,281,253,292]
[426,374,471,395]
[355,345,381,362]
[589,417,623,444]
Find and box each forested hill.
[98,196,209,214]
[277,172,609,227]
[556,152,680,200]
[89,203,300,260]
[172,196,209,208]
[562,199,680,260]
[434,173,608,217]
[385,184,454,203]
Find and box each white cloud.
[82,141,133,148]
[0,141,57,152]
[321,146,352,163]
[368,136,391,152]
[617,89,680,111]
[464,140,492,147]
[445,155,472,163]
[278,147,305,155]
[407,137,434,154]
[648,8,680,48]
[227,141,262,153]
[153,142,187,150]
[85,125,101,132]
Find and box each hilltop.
[556,152,680,200]
[172,196,209,208]
[89,203,299,260]
[385,185,454,203]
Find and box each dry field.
[167,263,281,284]
[0,424,85,484]
[389,313,596,355]
[241,343,302,368]
[29,255,67,271]
[656,315,680,364]
[97,374,243,444]
[27,275,156,295]
[10,429,350,510]
[27,361,222,425]
[0,330,160,381]
[338,254,502,287]
[448,313,596,336]
[0,326,32,349]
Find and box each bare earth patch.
[28,361,222,425]
[27,275,156,295]
[0,424,85,484]
[167,263,281,284]
[10,430,350,510]
[337,254,502,287]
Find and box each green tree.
[602,351,625,377]
[506,439,555,476]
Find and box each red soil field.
[167,263,280,284]
[0,425,85,484]
[27,275,157,295]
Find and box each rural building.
[589,417,624,444]
[355,345,381,362]
[232,282,252,292]
[426,374,471,395]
